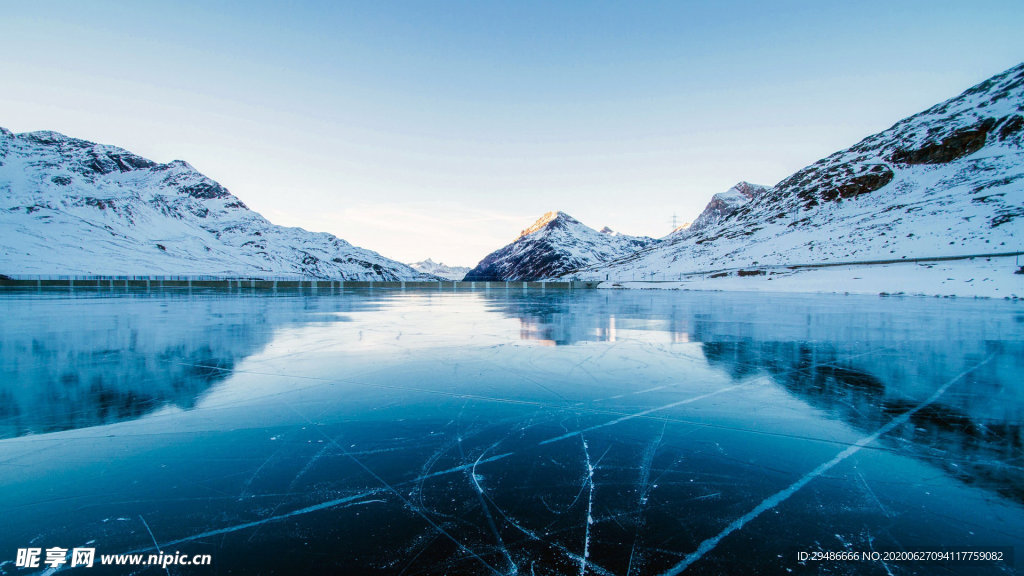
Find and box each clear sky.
[1,1,1021,266]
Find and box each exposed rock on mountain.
[684,181,769,233]
[464,211,654,281]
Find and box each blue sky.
[2,1,1021,265]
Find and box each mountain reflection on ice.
[0,288,1020,575]
[0,293,379,438]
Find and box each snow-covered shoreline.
[599,254,1024,299]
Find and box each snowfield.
[600,255,1022,299]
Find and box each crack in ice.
[656,353,996,575]
[138,515,170,576]
[471,442,518,575]
[144,492,384,552]
[540,382,752,445]
[579,435,595,576]
[627,422,665,576]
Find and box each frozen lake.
[1,288,1022,575]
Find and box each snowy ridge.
[464,211,654,281]
[577,63,1024,289]
[408,258,469,280]
[0,128,430,280]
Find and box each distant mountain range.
[0,129,430,279]
[3,63,1022,288]
[463,211,654,281]
[408,259,470,281]
[459,183,766,282]
[462,63,1022,285]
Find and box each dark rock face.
[85,197,114,210]
[77,150,155,176]
[998,115,1024,141]
[180,181,232,200]
[22,132,67,146]
[686,182,769,232]
[464,240,565,281]
[794,162,896,207]
[461,260,501,281]
[890,122,992,165]
[991,205,1023,228]
[820,166,895,201]
[108,152,156,172]
[465,212,654,281]
[84,151,118,175]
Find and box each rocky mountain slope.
[408,258,470,281]
[683,181,769,233]
[578,62,1024,282]
[0,128,429,279]
[464,211,654,281]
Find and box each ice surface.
[0,288,1021,575]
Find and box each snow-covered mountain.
[408,258,470,280]
[463,211,654,281]
[0,128,430,280]
[579,62,1024,282]
[683,181,769,233]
